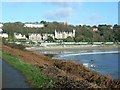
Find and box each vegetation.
[2,38,25,50]
[63,36,75,42]
[2,44,120,88]
[1,51,54,88]
[46,36,55,42]
[2,22,120,42]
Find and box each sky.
[1,1,119,26]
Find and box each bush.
[3,40,25,50]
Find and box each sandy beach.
[26,45,119,51]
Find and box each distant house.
[24,23,44,28]
[92,28,98,31]
[0,33,8,38]
[93,42,103,45]
[0,29,3,32]
[28,33,42,42]
[54,29,75,39]
[104,42,114,45]
[14,33,27,39]
[0,24,8,38]
[42,33,54,40]
[13,29,76,42]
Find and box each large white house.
[0,29,3,32]
[28,33,42,42]
[55,29,75,39]
[14,33,27,39]
[0,24,8,38]
[14,29,76,42]
[27,29,76,42]
[24,23,44,28]
[0,33,8,38]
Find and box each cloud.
[43,7,73,20]
[89,14,101,21]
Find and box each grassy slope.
[1,51,53,88]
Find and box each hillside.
[2,22,120,42]
[2,44,120,88]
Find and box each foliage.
[2,22,120,42]
[3,39,25,50]
[2,52,54,88]
[63,36,75,42]
[46,36,55,42]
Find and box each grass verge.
[1,51,54,88]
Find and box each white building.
[0,24,8,38]
[0,29,3,32]
[92,28,98,31]
[14,33,27,39]
[55,29,75,39]
[24,23,44,28]
[42,33,54,40]
[0,33,8,38]
[28,33,42,42]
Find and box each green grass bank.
[1,51,54,88]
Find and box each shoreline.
[2,44,120,88]
[26,45,119,51]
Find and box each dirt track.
[2,45,120,88]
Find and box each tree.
[63,36,75,42]
[40,20,47,24]
[46,36,54,42]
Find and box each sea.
[38,49,120,79]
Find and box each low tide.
[36,49,120,79]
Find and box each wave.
[57,51,120,58]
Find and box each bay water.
[39,49,120,79]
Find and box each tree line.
[2,21,120,42]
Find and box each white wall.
[24,24,44,28]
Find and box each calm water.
[51,50,120,79]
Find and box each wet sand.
[26,45,119,51]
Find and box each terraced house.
[55,29,75,39]
[13,29,76,42]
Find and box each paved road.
[1,59,31,88]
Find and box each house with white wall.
[54,29,75,39]
[14,33,27,39]
[24,23,44,28]
[0,24,8,38]
[28,33,42,42]
[0,33,8,38]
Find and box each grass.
[1,51,54,88]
